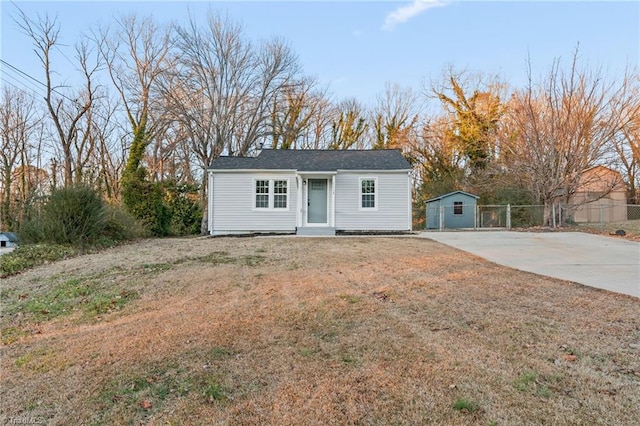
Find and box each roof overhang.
[209,168,412,174]
[297,171,338,175]
[425,190,480,203]
[337,169,412,174]
[209,168,297,173]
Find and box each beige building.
[569,166,627,223]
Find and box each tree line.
[1,10,639,235]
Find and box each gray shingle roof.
[209,149,411,171]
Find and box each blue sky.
[1,1,638,106]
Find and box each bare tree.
[146,117,194,184]
[499,49,622,224]
[16,12,100,187]
[0,87,42,229]
[168,11,300,232]
[410,116,465,199]
[97,13,173,174]
[608,68,640,203]
[268,76,325,150]
[171,12,299,156]
[86,92,126,202]
[371,82,420,152]
[233,37,300,155]
[96,13,174,230]
[301,95,335,149]
[328,98,368,150]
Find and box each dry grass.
[1,236,639,425]
[571,219,640,241]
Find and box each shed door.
[426,202,440,229]
[307,179,328,224]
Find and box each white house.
[207,149,413,236]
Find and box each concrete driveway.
[422,231,640,298]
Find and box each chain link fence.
[426,203,640,231]
[563,203,640,233]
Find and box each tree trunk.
[199,173,208,235]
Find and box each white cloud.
[382,0,448,31]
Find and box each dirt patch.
[1,236,639,425]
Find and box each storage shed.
[425,191,479,229]
[0,232,19,248]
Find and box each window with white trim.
[254,179,288,209]
[255,180,269,208]
[453,201,463,215]
[273,180,287,208]
[360,178,376,209]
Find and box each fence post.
[506,204,511,230]
[599,204,604,231]
[558,203,562,227]
[474,204,478,230]
[439,206,445,231]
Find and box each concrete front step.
[296,227,336,236]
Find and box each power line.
[0,59,47,90]
[0,58,80,103]
[0,61,127,147]
[0,58,116,124]
[0,58,98,107]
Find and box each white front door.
[307,179,328,224]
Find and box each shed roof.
[209,149,411,172]
[0,232,18,242]
[425,190,480,203]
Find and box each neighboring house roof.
[582,165,620,174]
[0,232,18,242]
[209,149,412,172]
[576,165,626,192]
[425,190,480,203]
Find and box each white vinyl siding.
[335,172,410,231]
[211,172,297,234]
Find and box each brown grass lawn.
[572,219,640,241]
[1,236,639,425]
